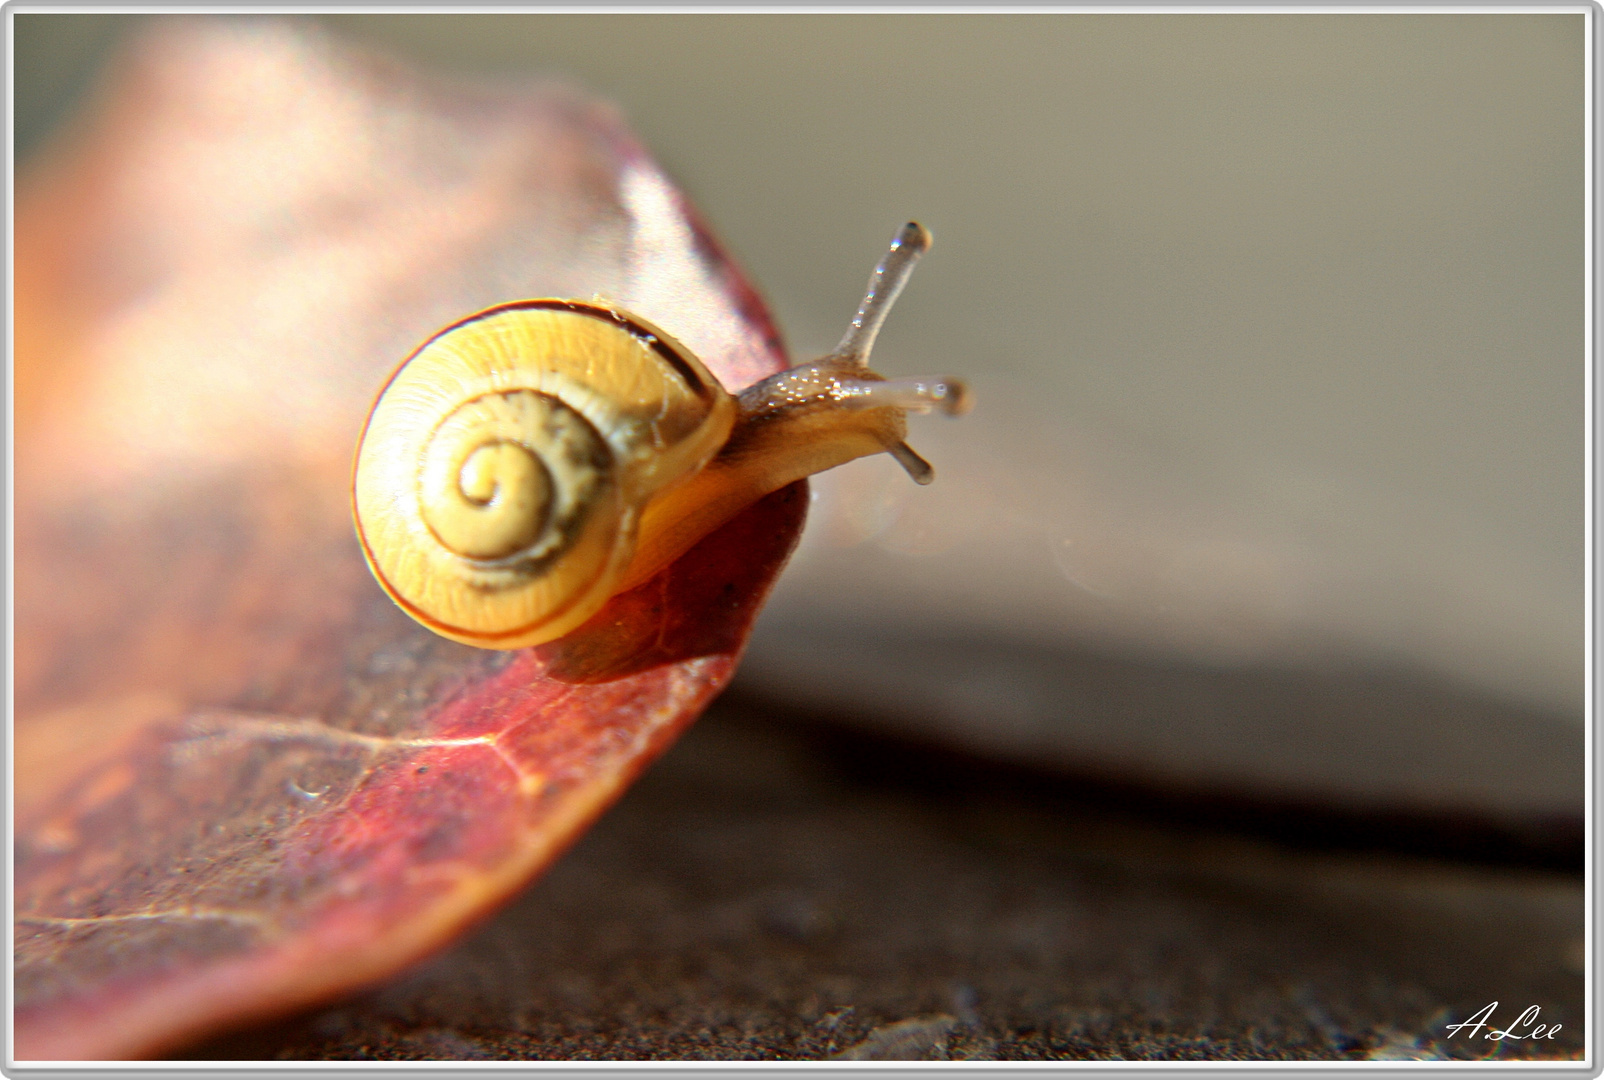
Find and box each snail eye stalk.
[834,221,934,363]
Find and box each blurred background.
[11,12,1590,1060]
[15,12,1586,835]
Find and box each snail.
[353,222,969,649]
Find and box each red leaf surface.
[14,19,803,1060]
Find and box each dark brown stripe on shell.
[433,299,713,401]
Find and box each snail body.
[354,223,967,649]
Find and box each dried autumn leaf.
[14,19,804,1061]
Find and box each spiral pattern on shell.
[354,301,735,649]
[417,389,610,569]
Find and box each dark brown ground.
[183,699,1585,1061]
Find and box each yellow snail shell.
[354,223,968,650]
